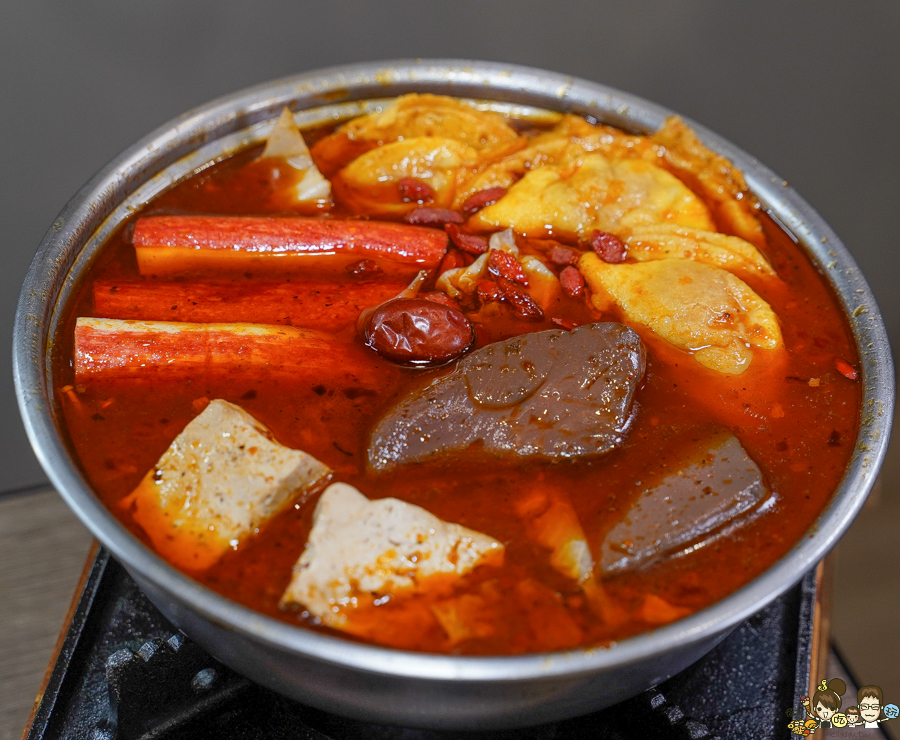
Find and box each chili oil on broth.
[55,111,860,655]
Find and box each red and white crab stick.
[74,317,391,385]
[132,216,448,277]
[92,279,408,332]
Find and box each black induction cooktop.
[25,549,818,739]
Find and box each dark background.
[2,0,898,729]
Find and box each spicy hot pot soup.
[43,81,874,660]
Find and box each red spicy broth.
[54,114,860,655]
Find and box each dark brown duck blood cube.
[599,429,770,575]
[367,322,646,472]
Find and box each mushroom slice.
[579,254,782,374]
[469,153,714,242]
[280,483,503,629]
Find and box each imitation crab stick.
[132,216,448,277]
[92,279,408,332]
[74,317,388,385]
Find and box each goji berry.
[591,230,626,263]
[488,249,529,286]
[462,187,507,215]
[445,223,489,255]
[438,248,465,275]
[397,177,435,203]
[405,207,464,226]
[497,277,543,320]
[548,245,580,266]
[476,279,504,303]
[560,266,584,298]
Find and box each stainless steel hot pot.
[13,60,895,730]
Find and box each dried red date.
[497,277,543,320]
[445,223,489,255]
[560,266,584,298]
[363,298,474,367]
[833,357,859,380]
[488,249,529,286]
[345,259,383,280]
[398,177,435,203]
[476,279,504,303]
[462,187,507,215]
[590,230,626,263]
[405,207,464,226]
[548,246,580,266]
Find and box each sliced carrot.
[132,216,448,277]
[74,317,388,385]
[92,279,407,332]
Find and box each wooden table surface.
[0,489,93,740]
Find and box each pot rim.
[13,58,895,683]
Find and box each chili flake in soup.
[57,95,860,655]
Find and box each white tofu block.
[280,483,504,628]
[129,399,331,571]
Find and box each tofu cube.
[127,399,331,571]
[280,483,504,628]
